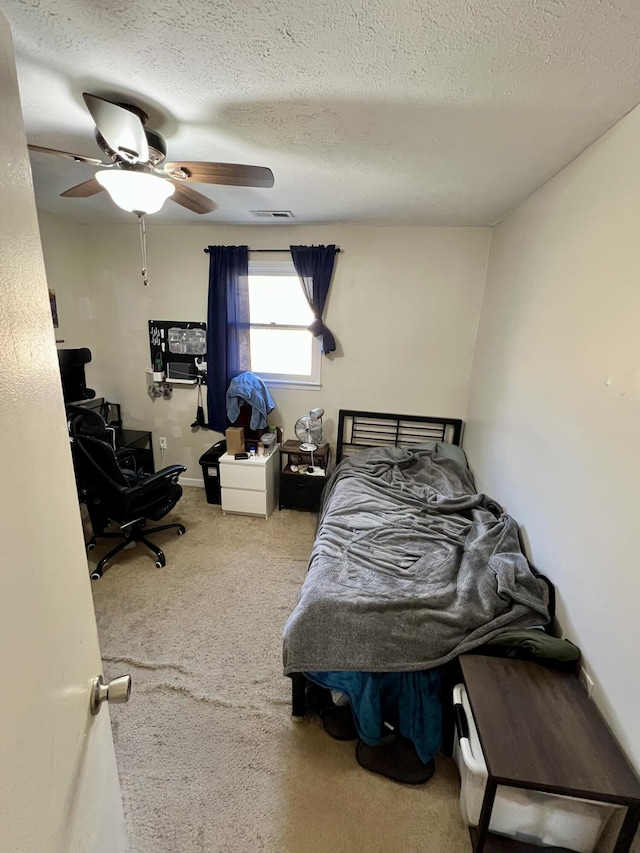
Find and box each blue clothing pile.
[226,372,275,431]
[305,668,443,763]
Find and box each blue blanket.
[226,371,275,430]
[306,668,443,763]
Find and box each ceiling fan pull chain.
[137,213,149,286]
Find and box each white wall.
[40,220,490,479]
[38,212,93,349]
[465,104,640,771]
[37,211,113,397]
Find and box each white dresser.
[218,449,280,518]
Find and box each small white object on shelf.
[146,367,165,381]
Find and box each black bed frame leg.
[291,673,306,720]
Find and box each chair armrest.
[127,464,186,496]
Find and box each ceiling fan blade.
[168,181,219,214]
[28,144,104,166]
[163,161,274,188]
[60,179,105,198]
[83,93,149,164]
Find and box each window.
[247,260,321,387]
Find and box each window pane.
[250,328,312,376]
[248,275,313,325]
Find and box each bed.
[282,410,551,765]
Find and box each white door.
[0,14,129,853]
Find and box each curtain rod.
[203,247,342,254]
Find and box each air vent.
[250,210,295,219]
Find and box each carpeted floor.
[90,486,471,853]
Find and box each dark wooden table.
[460,654,640,853]
[279,439,330,466]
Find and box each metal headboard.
[336,410,463,463]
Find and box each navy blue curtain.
[290,244,338,355]
[206,246,250,432]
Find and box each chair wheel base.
[87,523,184,577]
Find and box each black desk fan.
[294,407,324,472]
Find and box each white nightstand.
[218,449,280,518]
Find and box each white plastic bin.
[452,683,616,852]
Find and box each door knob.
[89,674,131,715]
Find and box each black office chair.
[66,405,142,479]
[69,413,187,579]
[67,404,117,446]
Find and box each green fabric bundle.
[479,629,580,668]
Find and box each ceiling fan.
[28,92,275,216]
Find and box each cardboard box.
[225,426,245,455]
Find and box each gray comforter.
[282,446,549,674]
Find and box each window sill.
[263,379,322,392]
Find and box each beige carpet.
[90,486,471,853]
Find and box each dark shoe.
[355,734,435,784]
[321,704,359,740]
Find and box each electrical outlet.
[579,667,594,698]
[159,436,167,450]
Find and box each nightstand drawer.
[221,487,268,516]
[280,473,327,512]
[219,462,266,492]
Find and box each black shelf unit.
[279,441,331,512]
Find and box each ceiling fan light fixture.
[95,170,174,214]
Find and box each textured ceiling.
[4,0,640,226]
